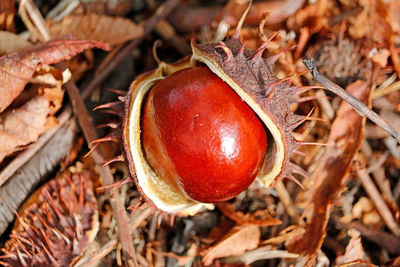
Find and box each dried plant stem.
[275,181,301,225]
[357,168,400,236]
[19,0,51,41]
[75,240,118,267]
[81,0,181,99]
[304,58,400,143]
[59,63,138,266]
[75,208,152,266]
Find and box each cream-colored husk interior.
[191,46,285,187]
[127,63,213,215]
[127,47,285,214]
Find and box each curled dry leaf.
[171,0,306,33]
[336,229,369,266]
[47,13,144,46]
[1,168,98,267]
[0,96,50,163]
[0,69,65,164]
[224,246,299,265]
[201,224,260,266]
[371,48,390,68]
[0,31,31,55]
[0,38,110,112]
[286,80,370,264]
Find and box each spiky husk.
[117,36,308,215]
[1,168,98,267]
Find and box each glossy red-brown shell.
[141,66,267,202]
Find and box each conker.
[121,36,300,214]
[141,66,267,202]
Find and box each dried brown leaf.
[0,96,50,163]
[336,230,369,266]
[225,246,299,265]
[202,224,260,266]
[0,38,110,112]
[0,31,31,55]
[286,80,371,264]
[47,13,144,46]
[0,71,65,163]
[371,48,390,68]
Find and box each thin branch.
[357,168,400,236]
[304,58,400,143]
[58,62,139,266]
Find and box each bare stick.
[304,58,400,143]
[58,62,139,266]
[358,168,400,236]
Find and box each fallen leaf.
[0,96,51,163]
[371,48,390,68]
[201,224,260,266]
[336,230,369,265]
[0,31,31,55]
[0,63,67,164]
[224,246,299,265]
[0,38,110,112]
[286,80,371,265]
[262,225,305,245]
[47,13,144,46]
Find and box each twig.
[59,62,139,266]
[357,168,400,236]
[304,58,400,143]
[74,240,118,267]
[275,181,301,225]
[81,0,181,99]
[155,20,191,55]
[19,0,50,41]
[75,208,152,267]
[315,90,335,121]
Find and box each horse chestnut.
[141,66,267,203]
[121,37,297,214]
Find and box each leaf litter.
[0,0,400,266]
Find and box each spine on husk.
[94,34,311,215]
